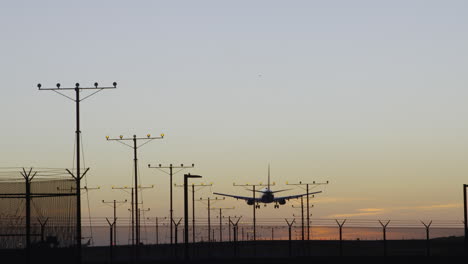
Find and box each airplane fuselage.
[259,191,274,203]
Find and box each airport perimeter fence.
[78,217,467,260]
[80,217,464,246]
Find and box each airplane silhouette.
[213,165,322,208]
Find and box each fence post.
[285,219,296,257]
[421,220,432,256]
[379,220,390,256]
[335,219,346,256]
[106,218,116,263]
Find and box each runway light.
[37,83,42,89]
[147,134,151,138]
[181,164,184,167]
[75,83,80,88]
[113,82,117,87]
[94,82,98,88]
[56,83,60,88]
[120,135,123,139]
[160,133,164,138]
[106,136,109,140]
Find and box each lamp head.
[185,173,202,178]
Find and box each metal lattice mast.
[38,81,116,263]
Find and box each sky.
[1,0,468,226]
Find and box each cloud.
[326,203,461,219]
[329,208,385,218]
[312,197,371,204]
[397,203,462,211]
[357,208,384,213]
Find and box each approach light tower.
[106,134,164,245]
[287,180,328,240]
[233,182,273,241]
[175,181,212,243]
[148,163,194,244]
[38,81,116,263]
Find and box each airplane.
[213,165,322,209]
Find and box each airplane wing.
[270,188,293,194]
[274,191,322,201]
[213,192,261,201]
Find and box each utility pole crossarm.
[38,82,117,90]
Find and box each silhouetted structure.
[148,163,194,245]
[0,167,77,263]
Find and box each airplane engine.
[279,199,286,205]
[247,199,254,205]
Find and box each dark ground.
[1,237,466,264]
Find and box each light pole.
[232,182,272,241]
[102,199,127,245]
[148,163,194,244]
[176,182,212,243]
[184,173,202,261]
[286,180,328,240]
[38,81,116,263]
[106,134,163,246]
[198,197,224,242]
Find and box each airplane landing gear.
[274,204,279,209]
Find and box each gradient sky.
[1,0,468,223]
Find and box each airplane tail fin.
[268,164,270,190]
